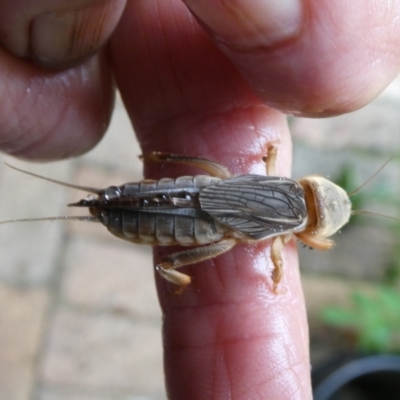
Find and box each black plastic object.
[312,354,400,400]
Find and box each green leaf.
[321,308,358,327]
[320,285,400,353]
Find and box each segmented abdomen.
[99,175,226,246]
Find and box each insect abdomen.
[100,175,226,246]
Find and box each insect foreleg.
[262,144,278,176]
[140,152,231,179]
[270,234,293,292]
[295,231,334,250]
[156,238,237,286]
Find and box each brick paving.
[0,77,399,399]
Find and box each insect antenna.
[4,163,102,194]
[348,152,399,197]
[345,152,400,222]
[351,210,400,223]
[0,164,103,225]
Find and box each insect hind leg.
[156,238,237,287]
[140,152,231,179]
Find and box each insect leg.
[270,234,293,292]
[262,144,278,176]
[295,231,334,250]
[140,152,231,179]
[156,238,237,286]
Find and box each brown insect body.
[71,174,310,247]
[2,146,352,291]
[73,175,227,246]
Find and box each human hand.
[1,1,400,399]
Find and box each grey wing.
[199,175,308,240]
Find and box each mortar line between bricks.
[37,380,167,399]
[57,301,163,325]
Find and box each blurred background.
[1,76,400,399]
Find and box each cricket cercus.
[2,145,351,292]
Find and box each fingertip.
[0,0,126,70]
[184,0,400,116]
[0,50,114,160]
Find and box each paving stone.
[0,283,49,400]
[39,309,165,397]
[61,236,160,319]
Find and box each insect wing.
[199,175,307,240]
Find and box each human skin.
[1,1,400,399]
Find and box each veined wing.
[199,175,307,240]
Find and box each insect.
[1,145,352,292]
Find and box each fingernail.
[184,0,303,48]
[31,0,125,69]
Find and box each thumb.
[182,0,400,116]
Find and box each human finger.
[0,0,126,69]
[110,1,311,398]
[182,0,400,116]
[0,47,114,160]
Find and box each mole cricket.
[1,144,361,292]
